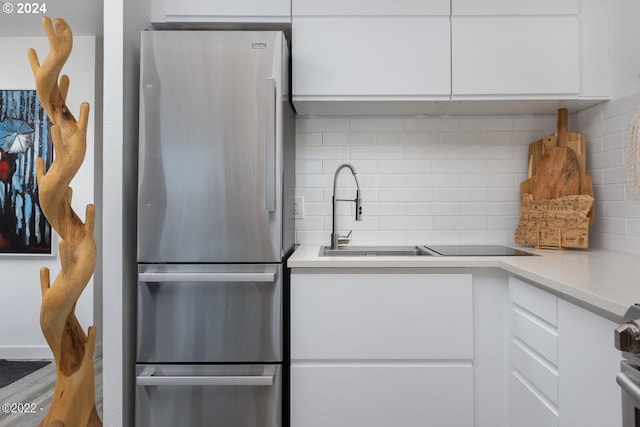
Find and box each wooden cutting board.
[528,108,587,176]
[531,109,581,200]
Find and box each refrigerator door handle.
[137,374,275,387]
[265,77,276,213]
[139,269,277,283]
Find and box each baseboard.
[0,341,102,360]
[0,346,53,360]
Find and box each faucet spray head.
[355,190,363,221]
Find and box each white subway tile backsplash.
[294,93,640,253]
[296,159,323,174]
[404,174,461,188]
[322,132,347,146]
[459,117,513,132]
[460,202,516,216]
[379,216,434,230]
[406,202,460,216]
[440,131,486,145]
[512,116,556,131]
[323,159,378,174]
[628,219,640,237]
[296,173,334,188]
[377,132,427,146]
[605,234,640,254]
[605,201,640,219]
[364,202,407,216]
[359,174,406,188]
[459,174,514,188]
[297,132,322,146]
[347,132,377,145]
[589,149,624,170]
[297,145,349,160]
[432,188,488,202]
[431,159,486,174]
[349,118,404,132]
[404,117,459,132]
[378,188,433,202]
[603,166,625,184]
[433,215,488,230]
[602,131,627,151]
[297,118,349,132]
[378,159,431,174]
[458,145,515,160]
[350,145,404,159]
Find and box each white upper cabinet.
[151,0,291,25]
[290,0,608,115]
[292,0,451,115]
[293,0,450,16]
[452,16,580,97]
[293,17,450,98]
[452,0,578,16]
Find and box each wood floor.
[0,357,103,427]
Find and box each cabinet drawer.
[511,339,558,405]
[511,307,558,366]
[291,364,473,427]
[290,273,472,360]
[509,276,557,326]
[508,371,559,427]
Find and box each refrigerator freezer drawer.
[136,364,281,427]
[137,264,282,363]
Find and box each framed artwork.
[0,89,53,254]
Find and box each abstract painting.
[0,90,53,254]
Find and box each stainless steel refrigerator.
[135,30,295,427]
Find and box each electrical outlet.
[293,197,304,219]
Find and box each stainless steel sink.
[320,245,434,257]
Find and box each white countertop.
[288,244,640,321]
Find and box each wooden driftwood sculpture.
[28,17,101,427]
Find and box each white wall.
[608,0,640,100]
[0,36,96,359]
[574,92,640,254]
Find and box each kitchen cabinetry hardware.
[615,322,640,354]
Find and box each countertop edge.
[288,244,636,321]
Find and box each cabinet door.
[291,365,474,427]
[452,16,580,97]
[292,17,450,99]
[154,0,290,22]
[452,0,578,15]
[293,0,449,16]
[290,273,472,360]
[557,299,622,427]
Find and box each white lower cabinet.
[290,365,473,427]
[290,271,473,427]
[557,299,622,427]
[508,276,559,427]
[507,275,622,427]
[289,269,621,426]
